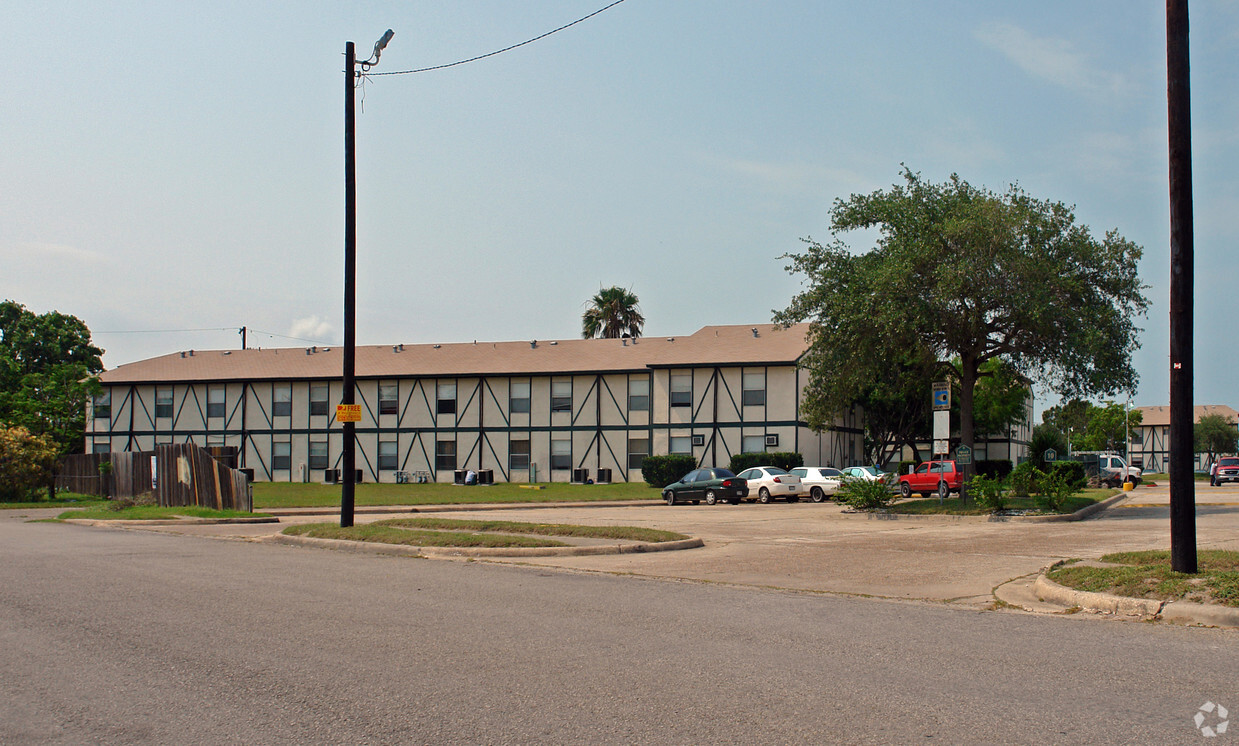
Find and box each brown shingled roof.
[98,324,809,384]
[1135,405,1238,427]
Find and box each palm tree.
[581,286,645,339]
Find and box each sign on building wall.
[336,404,362,422]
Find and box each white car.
[736,466,804,503]
[840,465,889,483]
[791,467,843,502]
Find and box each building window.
[436,382,456,415]
[273,384,292,418]
[629,378,649,412]
[510,439,530,470]
[742,435,765,454]
[670,373,691,407]
[742,370,766,407]
[92,441,110,455]
[551,380,572,412]
[628,438,649,470]
[378,440,398,471]
[550,437,571,470]
[379,382,399,416]
[436,440,456,471]
[272,442,291,471]
[155,387,173,419]
[510,380,531,414]
[669,435,691,454]
[92,391,111,420]
[207,386,226,419]
[310,383,329,416]
[309,441,328,470]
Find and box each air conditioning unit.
[691,434,705,447]
[595,468,612,484]
[571,468,590,484]
[765,434,780,447]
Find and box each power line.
[248,329,333,345]
[368,0,628,77]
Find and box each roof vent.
[223,351,231,355]
[180,351,186,358]
[306,348,312,355]
[399,343,404,351]
[433,344,441,349]
[530,340,537,349]
[323,347,330,352]
[392,345,399,353]
[312,346,317,353]
[550,341,558,346]
[751,327,759,337]
[622,338,627,347]
[189,349,195,356]
[667,337,674,342]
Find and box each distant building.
[86,324,863,483]
[1130,404,1238,472]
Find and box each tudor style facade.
[1130,404,1238,472]
[87,324,863,483]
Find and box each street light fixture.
[341,29,393,528]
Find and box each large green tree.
[0,300,104,456]
[778,169,1148,489]
[1195,413,1238,466]
[581,286,645,339]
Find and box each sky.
[3,1,1236,417]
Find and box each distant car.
[898,460,963,500]
[840,465,889,483]
[791,467,843,502]
[1212,457,1239,486]
[736,466,804,503]
[662,468,748,505]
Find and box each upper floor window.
[272,384,292,418]
[670,373,692,408]
[436,382,456,415]
[379,382,399,416]
[628,378,649,412]
[551,380,572,412]
[310,383,329,417]
[155,387,173,419]
[207,386,225,419]
[510,380,531,414]
[742,370,766,407]
[92,391,111,420]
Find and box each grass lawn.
[56,505,271,521]
[1,493,108,510]
[282,517,687,548]
[891,488,1112,516]
[1047,550,1239,608]
[253,480,658,509]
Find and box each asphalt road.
[1,507,1237,744]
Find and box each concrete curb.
[267,532,704,558]
[63,516,279,527]
[838,491,1128,523]
[1032,572,1239,628]
[990,491,1129,523]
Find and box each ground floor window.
[272,442,291,471]
[628,438,649,470]
[378,440,398,471]
[436,440,456,471]
[550,438,571,470]
[510,439,530,470]
[309,441,328,470]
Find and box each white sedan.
[841,465,890,483]
[791,467,844,502]
[736,466,804,503]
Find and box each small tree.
[1195,413,1238,467]
[1028,424,1070,471]
[0,425,58,502]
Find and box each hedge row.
[728,452,805,474]
[640,454,697,488]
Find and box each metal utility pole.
[1167,0,1196,573]
[342,30,394,528]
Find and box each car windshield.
[1221,458,1239,467]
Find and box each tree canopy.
[1195,413,1238,464]
[778,169,1148,479]
[0,300,104,456]
[581,286,645,339]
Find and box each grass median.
[254,481,656,510]
[1047,550,1239,608]
[56,505,272,521]
[283,517,689,549]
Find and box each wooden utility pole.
[1167,0,1196,573]
[342,40,357,527]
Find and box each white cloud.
[288,315,335,343]
[974,22,1132,96]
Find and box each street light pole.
[342,30,393,528]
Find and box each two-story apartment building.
[86,324,862,483]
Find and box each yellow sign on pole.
[336,404,362,422]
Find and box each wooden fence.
[57,445,251,512]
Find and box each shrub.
[1034,469,1079,512]
[968,473,1008,512]
[1028,424,1070,471]
[1048,460,1087,489]
[1008,461,1042,497]
[640,454,697,488]
[839,478,897,511]
[728,451,803,474]
[976,459,1013,481]
[0,426,59,502]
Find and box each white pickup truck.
[1095,453,1142,487]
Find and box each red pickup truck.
[898,460,963,499]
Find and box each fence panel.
[154,443,252,512]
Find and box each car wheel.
[759,487,771,503]
[900,482,911,499]
[705,490,718,505]
[664,491,675,506]
[1132,476,1141,486]
[811,486,825,503]
[937,481,949,500]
